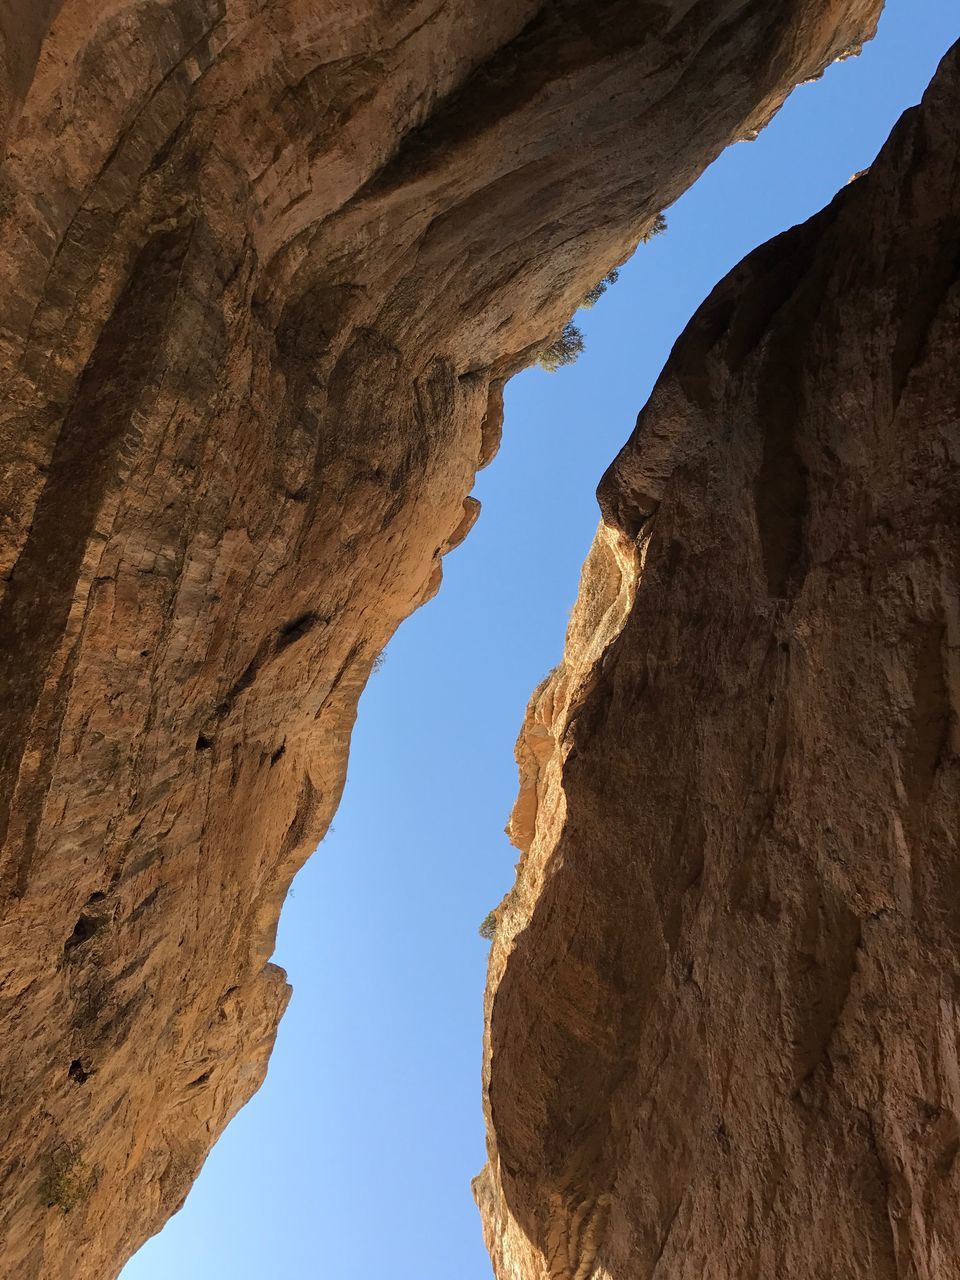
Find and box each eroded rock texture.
[480,37,960,1280]
[0,1,883,1275]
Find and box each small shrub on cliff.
[580,267,620,309]
[39,1142,94,1213]
[640,211,668,242]
[478,910,498,942]
[537,322,585,373]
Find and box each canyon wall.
[0,1,887,1275]
[479,36,960,1280]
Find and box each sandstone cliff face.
[0,2,884,1276]
[480,37,960,1280]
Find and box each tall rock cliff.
[0,2,886,1276]
[480,36,960,1280]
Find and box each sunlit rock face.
[0,1,883,1276]
[480,37,960,1280]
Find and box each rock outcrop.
[480,36,960,1280]
[0,2,884,1275]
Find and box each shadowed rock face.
[0,1,883,1275]
[480,37,960,1280]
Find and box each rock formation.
[0,1,886,1275]
[479,35,960,1280]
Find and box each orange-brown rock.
[0,2,883,1276]
[480,37,960,1280]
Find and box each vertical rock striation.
[0,1,883,1275]
[481,37,960,1280]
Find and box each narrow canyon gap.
[12,2,960,1278]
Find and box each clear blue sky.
[123,6,957,1277]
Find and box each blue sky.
[122,6,958,1277]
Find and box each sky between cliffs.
[122,5,959,1277]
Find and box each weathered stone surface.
[0,2,883,1276]
[480,38,960,1280]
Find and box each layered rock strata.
[480,36,960,1280]
[0,1,883,1275]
